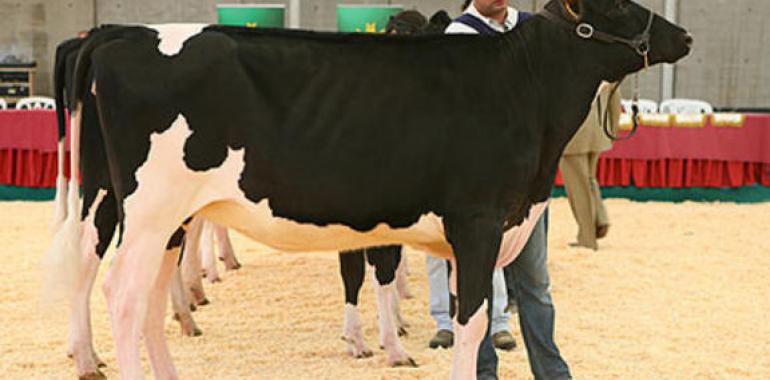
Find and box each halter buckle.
[635,40,650,56]
[576,23,594,39]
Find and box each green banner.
[337,5,403,33]
[217,4,285,28]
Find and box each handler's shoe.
[428,329,454,349]
[492,331,517,351]
[596,224,610,239]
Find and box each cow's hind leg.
[200,219,221,283]
[367,246,416,367]
[181,216,208,306]
[338,250,373,359]
[170,262,202,337]
[69,190,115,379]
[214,224,240,270]
[395,250,413,300]
[103,229,177,380]
[69,249,106,379]
[444,211,503,380]
[143,229,185,380]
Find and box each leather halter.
[540,4,655,68]
[539,3,657,140]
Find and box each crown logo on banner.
[355,22,385,33]
[246,22,258,28]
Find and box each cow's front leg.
[367,246,417,367]
[338,250,373,359]
[444,211,503,380]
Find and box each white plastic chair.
[15,96,56,110]
[0,98,7,110]
[659,99,714,114]
[621,99,659,114]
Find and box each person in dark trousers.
[447,1,573,379]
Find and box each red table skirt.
[2,148,767,189]
[0,110,768,189]
[0,149,70,188]
[554,158,770,188]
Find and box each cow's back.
[89,24,540,233]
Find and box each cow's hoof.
[189,303,197,312]
[79,369,106,380]
[208,277,222,284]
[197,297,210,306]
[229,262,242,270]
[596,224,610,239]
[343,336,373,359]
[397,327,408,337]
[355,349,374,359]
[189,327,203,337]
[391,357,418,368]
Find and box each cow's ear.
[561,0,584,21]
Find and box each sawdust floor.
[1,198,769,379]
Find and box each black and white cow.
[52,28,419,378]
[52,34,221,376]
[46,0,691,378]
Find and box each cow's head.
[543,0,692,81]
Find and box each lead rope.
[601,49,649,142]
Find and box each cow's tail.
[42,108,85,304]
[51,39,79,232]
[43,30,105,304]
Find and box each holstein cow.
[336,10,455,360]
[52,30,414,378]
[52,36,209,375]
[46,0,691,378]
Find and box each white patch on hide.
[123,112,541,266]
[149,24,207,57]
[451,299,488,380]
[496,201,549,267]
